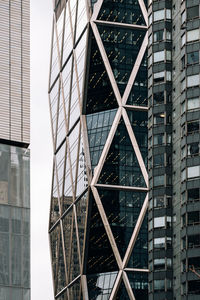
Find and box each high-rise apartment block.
[148,0,200,299]
[48,0,149,299]
[0,1,30,299]
[49,0,200,299]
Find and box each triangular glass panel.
[50,23,60,87]
[86,194,118,274]
[126,271,148,299]
[62,2,73,66]
[50,165,60,229]
[126,54,147,106]
[75,29,88,102]
[75,133,88,198]
[98,118,146,187]
[50,223,66,295]
[69,0,77,41]
[75,192,88,264]
[56,88,66,150]
[86,108,117,171]
[75,1,88,43]
[62,207,73,277]
[62,55,73,128]
[62,146,74,213]
[87,271,118,300]
[85,33,118,114]
[56,4,65,55]
[69,63,80,130]
[56,141,67,198]
[97,25,146,97]
[127,213,148,269]
[127,110,148,168]
[49,79,59,144]
[68,220,81,283]
[115,280,130,300]
[98,189,147,260]
[55,0,66,22]
[97,0,146,25]
[68,278,82,300]
[68,121,80,187]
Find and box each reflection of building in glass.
[48,0,148,299]
[148,1,200,300]
[0,1,30,299]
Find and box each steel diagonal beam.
[90,21,122,106]
[123,271,136,300]
[91,186,123,268]
[138,0,148,25]
[94,20,148,30]
[109,270,123,300]
[91,0,104,21]
[81,275,89,300]
[91,107,122,185]
[122,108,148,185]
[122,32,148,105]
[122,194,148,268]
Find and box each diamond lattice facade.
[48,1,149,299]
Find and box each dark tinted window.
[187,6,199,19]
[187,51,199,64]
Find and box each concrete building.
[148,0,200,299]
[48,0,149,299]
[0,1,30,299]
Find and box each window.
[187,6,199,20]
[154,134,164,145]
[187,29,200,42]
[154,196,164,208]
[188,166,200,179]
[154,71,164,83]
[187,120,199,134]
[187,142,199,156]
[166,30,171,40]
[187,51,199,64]
[187,74,200,87]
[154,217,165,228]
[188,234,200,248]
[154,10,165,22]
[188,280,200,294]
[166,9,171,19]
[187,97,200,110]
[154,258,165,270]
[188,211,200,225]
[154,51,165,62]
[154,154,164,167]
[188,188,199,202]
[154,30,164,42]
[154,280,165,290]
[153,91,164,105]
[154,113,165,125]
[154,237,165,249]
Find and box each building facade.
[0,1,30,299]
[148,0,200,299]
[48,0,149,299]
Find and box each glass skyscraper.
[0,1,30,299]
[48,0,149,299]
